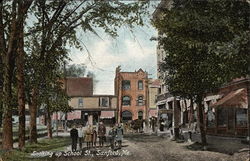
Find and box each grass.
[0,125,47,133]
[0,136,71,161]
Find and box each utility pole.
[63,61,68,132]
[145,74,151,133]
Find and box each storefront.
[206,88,248,137]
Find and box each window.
[122,96,131,106]
[99,97,109,107]
[236,108,247,127]
[122,111,132,122]
[137,95,144,106]
[138,80,143,90]
[122,80,130,90]
[78,98,83,107]
[138,111,143,120]
[217,108,227,127]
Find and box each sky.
[68,2,159,95]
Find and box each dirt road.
[56,134,249,161]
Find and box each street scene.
[0,0,249,161]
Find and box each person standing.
[70,125,78,152]
[84,125,92,149]
[152,117,156,132]
[77,125,84,150]
[116,124,123,149]
[108,125,116,150]
[159,117,164,131]
[92,127,97,148]
[98,122,106,147]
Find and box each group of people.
[70,122,124,151]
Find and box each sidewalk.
[174,131,249,155]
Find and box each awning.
[67,110,81,120]
[210,88,247,108]
[100,111,115,119]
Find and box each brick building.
[115,66,149,123]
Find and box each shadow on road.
[124,133,165,143]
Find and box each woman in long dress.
[84,125,92,149]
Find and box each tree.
[1,0,149,148]
[65,64,86,77]
[65,63,98,89]
[153,0,249,146]
[0,0,33,150]
[16,0,33,149]
[24,0,149,143]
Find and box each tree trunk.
[2,60,13,150]
[64,112,67,132]
[173,98,181,140]
[247,77,250,141]
[188,98,194,128]
[0,53,2,128]
[29,89,38,144]
[47,107,52,139]
[1,0,19,150]
[197,97,207,146]
[0,0,4,129]
[56,112,58,137]
[17,7,25,149]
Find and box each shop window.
[138,80,143,90]
[122,96,131,106]
[78,98,83,107]
[122,111,132,122]
[122,80,130,90]
[236,108,247,127]
[137,95,144,106]
[217,108,227,127]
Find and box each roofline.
[69,95,117,98]
[65,77,93,79]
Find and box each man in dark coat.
[70,125,78,151]
[98,121,106,147]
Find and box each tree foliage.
[0,0,150,148]
[152,0,249,146]
[153,0,250,99]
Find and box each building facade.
[115,66,149,123]
[207,78,249,136]
[52,77,117,126]
[148,79,160,118]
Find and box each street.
[53,133,249,161]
